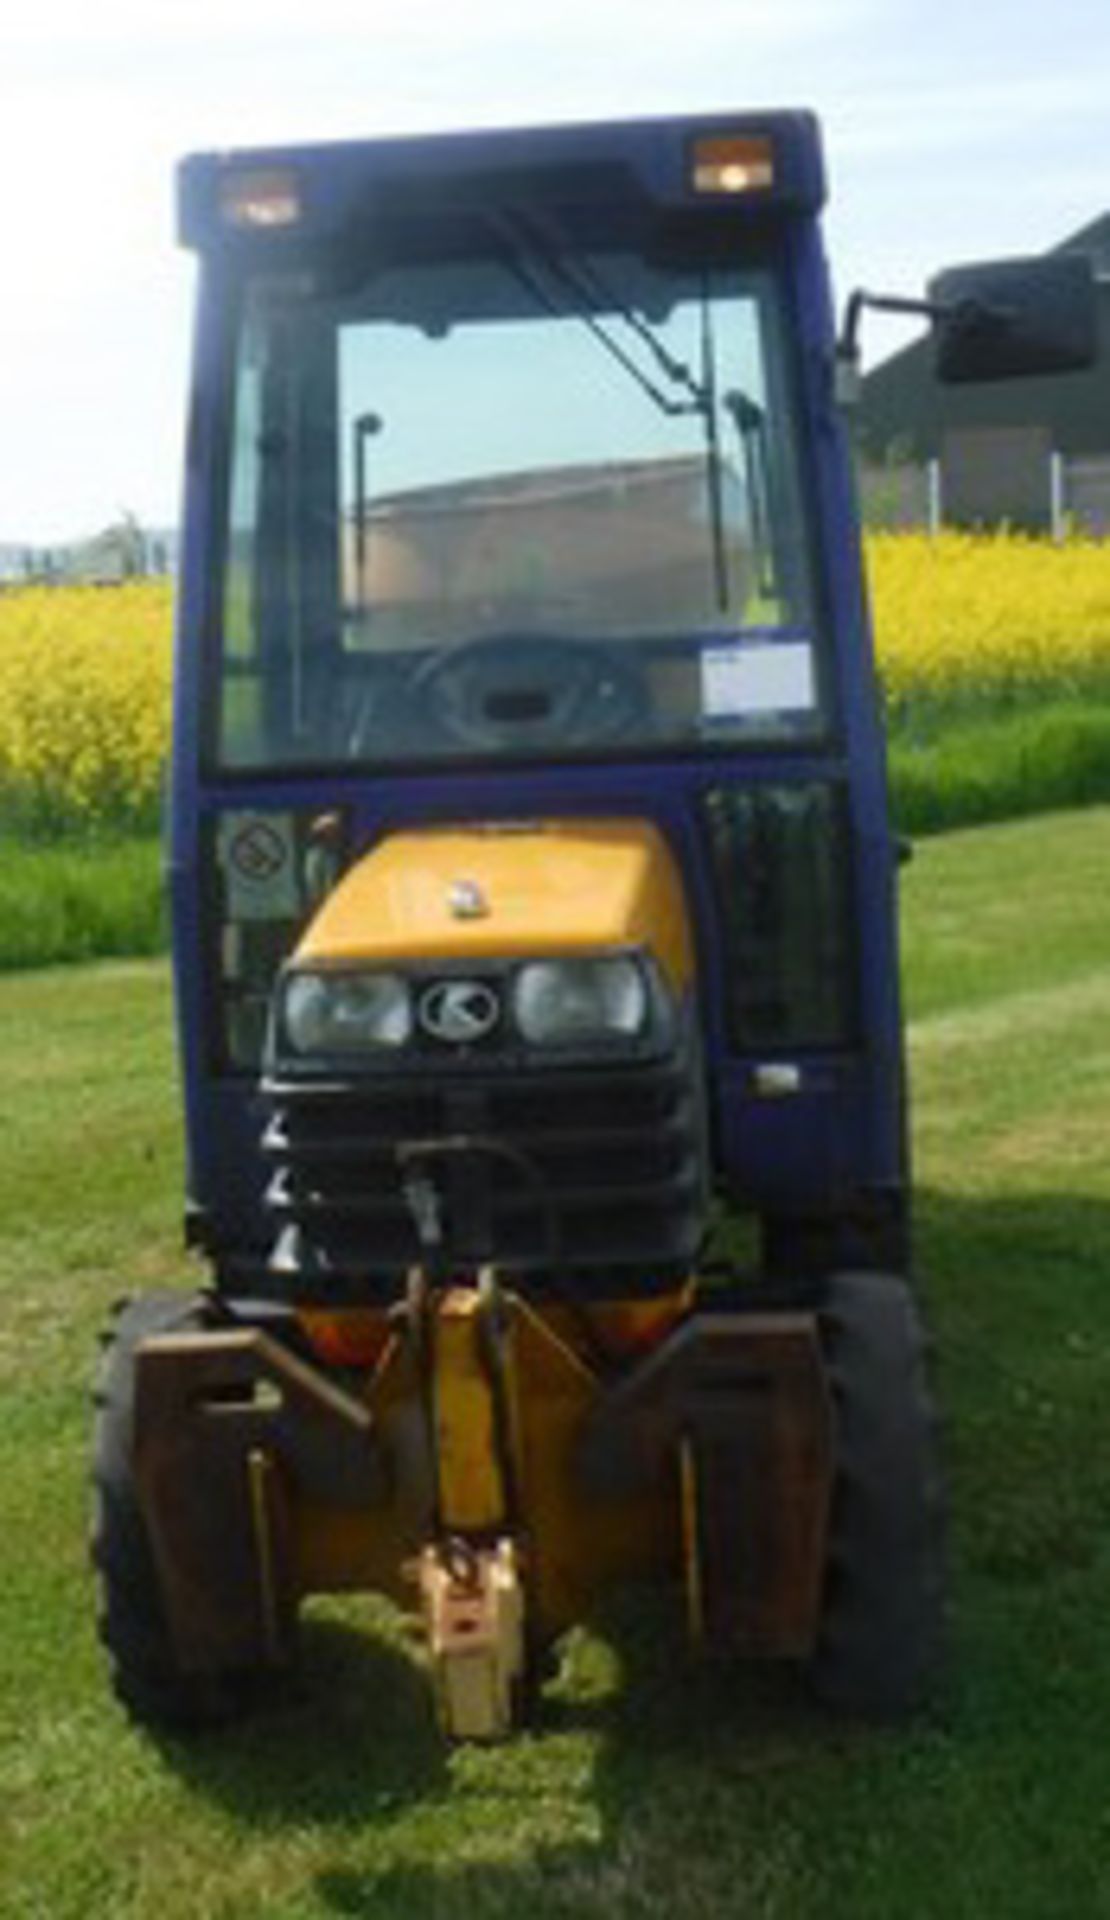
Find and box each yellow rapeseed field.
[0,580,171,831]
[867,529,1110,709]
[0,533,1108,829]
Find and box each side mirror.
[929,254,1098,384]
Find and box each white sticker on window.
[701,642,815,718]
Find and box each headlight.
[281,970,412,1054]
[512,955,648,1047]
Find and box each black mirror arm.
[837,288,1016,369]
[837,290,949,371]
[834,288,1016,408]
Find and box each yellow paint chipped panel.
[296,819,694,989]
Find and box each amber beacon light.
[219,166,302,229]
[690,133,775,194]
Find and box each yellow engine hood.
[295,820,693,990]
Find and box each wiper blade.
[697,274,729,612]
[724,388,777,602]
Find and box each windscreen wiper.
[724,388,777,602]
[491,211,703,420]
[697,273,729,612]
[513,212,707,414]
[491,209,732,610]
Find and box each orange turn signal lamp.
[690,134,775,196]
[220,166,302,230]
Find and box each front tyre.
[806,1271,946,1719]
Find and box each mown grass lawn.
[2,809,1110,1918]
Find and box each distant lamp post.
[353,411,383,600]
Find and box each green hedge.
[0,835,164,971]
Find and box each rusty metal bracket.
[578,1311,833,1657]
[134,1327,379,1672]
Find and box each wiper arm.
[495,232,697,419]
[491,210,734,614]
[492,210,704,421]
[698,275,729,613]
[516,212,707,414]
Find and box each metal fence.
[857,454,1110,537]
[1064,456,1110,536]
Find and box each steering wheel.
[408,632,651,751]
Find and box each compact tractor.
[91,112,1095,1737]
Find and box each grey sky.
[1,0,1107,540]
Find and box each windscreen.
[218,229,826,770]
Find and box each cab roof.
[178,110,825,257]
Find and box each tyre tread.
[806,1270,946,1719]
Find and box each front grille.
[261,1027,706,1301]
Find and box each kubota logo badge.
[418,980,500,1044]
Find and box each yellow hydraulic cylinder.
[420,1284,524,1737]
[431,1286,511,1533]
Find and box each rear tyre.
[90,1292,246,1729]
[806,1271,945,1719]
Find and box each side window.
[221,322,265,764]
[703,782,856,1050]
[219,290,340,770]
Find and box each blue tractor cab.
[175,112,905,1284]
[90,112,1094,1739]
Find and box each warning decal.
[217,811,300,920]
